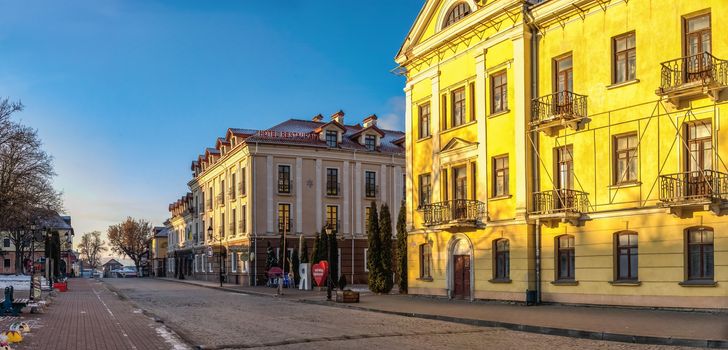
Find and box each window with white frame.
[231,252,238,273]
[194,255,198,272]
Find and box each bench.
[0,286,28,316]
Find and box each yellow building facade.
[398,0,728,308]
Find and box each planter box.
[335,290,359,303]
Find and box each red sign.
[312,261,329,287]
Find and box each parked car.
[112,267,138,278]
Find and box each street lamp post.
[208,225,223,288]
[325,225,334,301]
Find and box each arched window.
[493,239,510,280]
[615,232,638,281]
[556,235,575,281]
[687,227,714,280]
[443,2,471,29]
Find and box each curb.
[150,278,728,349]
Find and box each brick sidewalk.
[158,277,728,348]
[15,278,188,350]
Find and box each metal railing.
[421,199,486,227]
[238,221,246,234]
[228,187,236,200]
[531,189,589,215]
[238,182,246,196]
[365,185,380,198]
[228,223,236,235]
[216,193,224,206]
[659,170,728,203]
[217,225,225,238]
[660,52,728,91]
[326,182,341,196]
[531,91,587,126]
[206,199,213,211]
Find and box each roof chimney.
[331,110,345,124]
[363,114,378,128]
[312,114,323,122]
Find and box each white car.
[115,267,138,278]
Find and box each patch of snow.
[155,326,191,350]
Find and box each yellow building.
[397,0,728,308]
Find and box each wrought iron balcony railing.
[238,221,246,234]
[659,170,728,204]
[238,182,246,196]
[531,189,589,215]
[421,199,486,227]
[206,199,213,211]
[659,52,728,92]
[531,91,587,127]
[365,185,380,198]
[216,193,224,206]
[228,187,236,200]
[217,225,225,238]
[228,223,236,235]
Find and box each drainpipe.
[526,5,542,304]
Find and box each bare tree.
[107,217,152,272]
[78,231,107,270]
[0,98,63,272]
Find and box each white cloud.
[377,95,405,131]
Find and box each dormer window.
[326,130,338,147]
[443,2,471,29]
[365,135,376,151]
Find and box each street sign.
[206,246,213,257]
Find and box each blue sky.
[0,0,418,247]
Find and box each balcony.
[531,91,587,135]
[421,199,486,229]
[206,199,213,211]
[216,193,224,206]
[530,189,589,224]
[227,187,236,201]
[238,182,246,197]
[326,183,341,197]
[228,223,236,235]
[659,170,728,215]
[657,53,728,107]
[217,225,225,238]
[238,221,246,234]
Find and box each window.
[469,81,475,121]
[418,103,431,139]
[365,206,372,234]
[194,255,198,273]
[615,232,638,281]
[326,168,339,196]
[441,168,449,200]
[278,203,291,233]
[2,239,9,248]
[443,2,471,29]
[241,205,247,233]
[278,165,291,193]
[231,173,237,198]
[687,227,713,280]
[241,168,247,196]
[557,235,575,281]
[325,130,338,147]
[492,155,509,197]
[555,55,573,94]
[614,134,638,184]
[491,71,508,113]
[365,171,377,198]
[220,213,224,238]
[326,205,338,231]
[220,180,225,205]
[231,252,238,273]
[419,243,432,278]
[494,239,510,280]
[685,14,711,56]
[365,135,376,151]
[364,248,369,272]
[451,87,466,127]
[232,209,237,236]
[419,174,431,207]
[202,254,206,273]
[613,32,636,83]
[4,259,9,269]
[441,94,448,130]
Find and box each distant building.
[167,111,405,285]
[102,259,123,278]
[150,226,168,277]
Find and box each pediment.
[441,137,477,153]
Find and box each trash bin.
[525,289,537,306]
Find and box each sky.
[0,0,420,255]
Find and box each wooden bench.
[0,286,28,316]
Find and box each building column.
[354,161,362,234]
[474,50,489,209]
[512,30,531,219]
[343,160,351,235]
[404,84,414,230]
[315,159,323,230]
[430,72,442,203]
[266,155,274,233]
[296,157,303,233]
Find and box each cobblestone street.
[104,278,697,349]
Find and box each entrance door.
[555,146,574,210]
[453,255,470,299]
[685,14,712,82]
[686,122,713,197]
[554,55,573,115]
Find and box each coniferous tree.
[329,229,339,283]
[318,226,329,265]
[379,203,394,293]
[291,249,300,284]
[301,241,309,264]
[265,241,278,271]
[396,201,408,294]
[367,201,383,292]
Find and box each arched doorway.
[450,238,472,299]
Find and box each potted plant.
[335,275,359,303]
